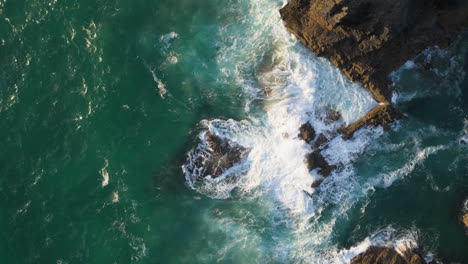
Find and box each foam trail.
[142,60,169,99]
[379,145,448,188]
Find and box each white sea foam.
[390,46,465,104]
[459,119,468,145]
[142,60,168,99]
[160,32,179,65]
[160,32,178,50]
[334,227,426,263]
[112,191,119,203]
[378,145,448,188]
[100,159,109,187]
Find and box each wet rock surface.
[351,246,427,264]
[342,104,405,139]
[298,122,338,184]
[313,133,328,149]
[280,0,468,136]
[462,199,468,228]
[298,122,316,143]
[195,132,249,178]
[280,0,468,103]
[306,149,337,177]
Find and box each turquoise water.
[0,0,467,263]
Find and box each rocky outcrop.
[280,0,468,135]
[342,104,405,139]
[298,122,316,143]
[198,132,249,178]
[351,246,427,264]
[280,0,468,103]
[306,150,337,177]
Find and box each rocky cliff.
[351,246,427,264]
[280,0,468,134]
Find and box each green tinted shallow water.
[0,0,467,263]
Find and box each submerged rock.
[351,246,427,264]
[197,131,249,178]
[297,122,337,185]
[324,108,342,124]
[298,122,316,143]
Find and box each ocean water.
[0,0,467,263]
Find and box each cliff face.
[280,0,468,104]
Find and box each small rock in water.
[202,131,249,178]
[313,133,328,149]
[306,151,327,171]
[306,150,336,177]
[298,122,316,143]
[311,178,324,188]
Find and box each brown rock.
[280,0,468,104]
[306,150,336,177]
[351,246,427,264]
[311,178,324,188]
[342,104,404,139]
[201,131,249,178]
[464,213,468,228]
[306,150,328,171]
[280,0,468,138]
[298,122,316,143]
